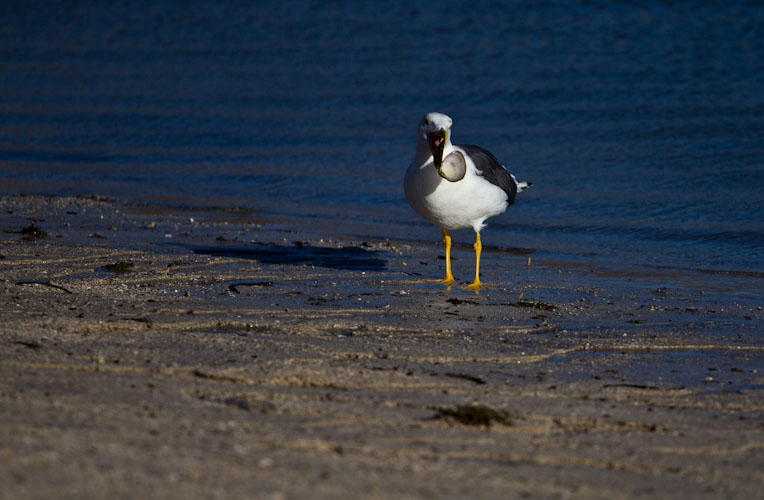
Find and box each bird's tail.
[510,173,532,192]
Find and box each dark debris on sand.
[433,404,513,427]
[19,222,48,240]
[104,261,135,274]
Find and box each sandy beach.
[3,2,763,498]
[1,194,762,499]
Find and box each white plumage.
[404,112,531,290]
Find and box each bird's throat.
[428,132,445,167]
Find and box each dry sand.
[1,194,762,499]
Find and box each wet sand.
[1,194,762,499]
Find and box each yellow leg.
[463,232,483,291]
[425,228,455,285]
[442,228,456,285]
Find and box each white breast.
[404,147,509,232]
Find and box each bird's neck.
[414,139,431,164]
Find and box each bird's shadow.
[191,243,386,271]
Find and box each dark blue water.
[2,1,763,277]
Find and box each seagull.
[404,112,531,290]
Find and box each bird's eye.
[424,118,430,125]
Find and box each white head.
[417,112,453,167]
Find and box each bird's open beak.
[428,129,447,167]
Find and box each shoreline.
[1,193,762,499]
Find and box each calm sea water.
[2,1,763,277]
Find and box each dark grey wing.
[460,144,518,206]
